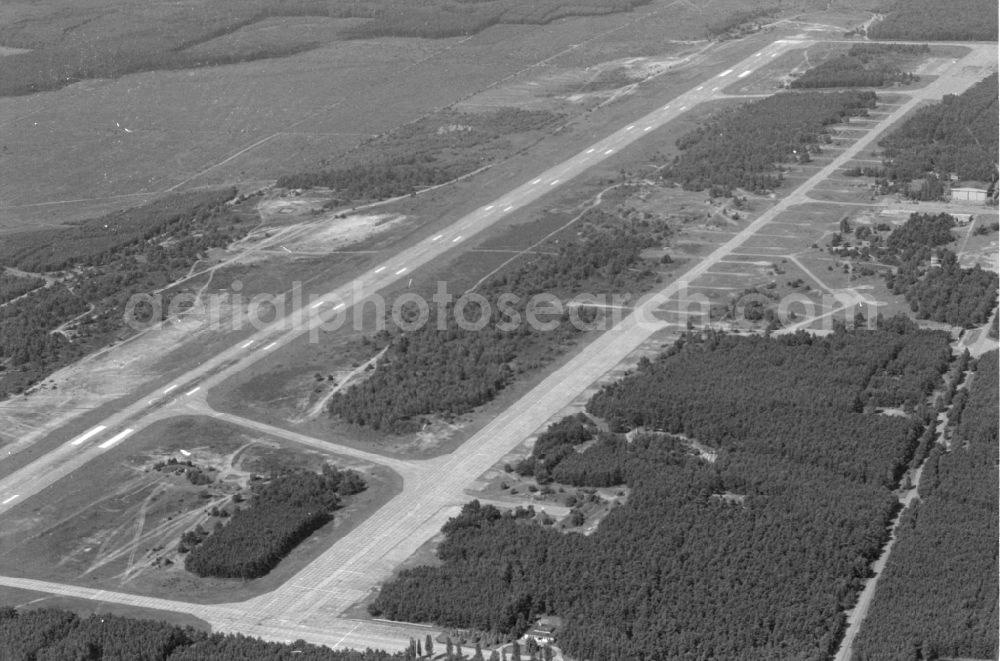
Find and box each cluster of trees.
[790,44,927,89]
[0,188,257,399]
[878,213,999,327]
[328,216,662,432]
[703,6,778,38]
[369,326,952,660]
[665,90,878,194]
[0,271,44,304]
[184,465,365,579]
[0,284,88,371]
[876,75,998,197]
[853,352,998,660]
[277,155,471,200]
[514,414,597,484]
[278,108,560,199]
[869,0,998,41]
[889,250,998,327]
[0,606,403,660]
[882,212,956,262]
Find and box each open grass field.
[0,0,872,233]
[0,415,401,604]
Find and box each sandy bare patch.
[281,213,407,253]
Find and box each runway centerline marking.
[431,234,443,241]
[185,387,200,396]
[263,342,277,351]
[374,266,386,273]
[452,236,463,242]
[70,426,107,446]
[98,428,135,450]
[1,495,18,505]
[395,267,407,275]
[240,340,254,348]
[163,384,178,394]
[719,69,733,76]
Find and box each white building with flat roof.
[950,184,989,204]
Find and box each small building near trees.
[950,183,989,204]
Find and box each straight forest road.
[0,38,994,652]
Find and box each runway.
[0,37,993,652]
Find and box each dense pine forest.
[888,250,998,327]
[876,75,998,199]
[868,0,998,41]
[328,211,665,432]
[370,324,954,660]
[0,272,45,305]
[877,213,999,327]
[664,90,877,194]
[0,188,256,398]
[0,607,403,661]
[183,466,365,579]
[853,351,999,661]
[789,44,926,89]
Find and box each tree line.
[328,212,665,433]
[369,325,954,660]
[664,90,878,194]
[0,606,403,660]
[789,44,927,89]
[869,0,998,41]
[704,6,778,38]
[277,108,561,201]
[184,465,365,580]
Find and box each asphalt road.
[0,37,994,653]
